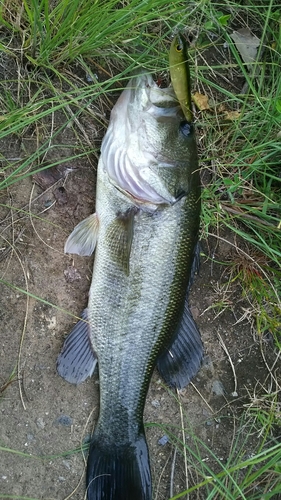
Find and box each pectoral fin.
[57,309,97,384]
[64,213,99,256]
[106,208,136,275]
[157,303,203,389]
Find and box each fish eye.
[176,43,182,52]
[179,121,193,137]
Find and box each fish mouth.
[129,73,181,117]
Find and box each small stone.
[151,399,160,408]
[212,380,226,396]
[158,435,169,446]
[86,73,98,83]
[55,415,72,426]
[36,417,45,429]
[46,315,57,330]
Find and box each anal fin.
[57,308,97,384]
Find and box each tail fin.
[86,429,151,500]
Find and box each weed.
[0,0,280,498]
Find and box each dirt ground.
[1,134,278,500]
[0,47,279,500]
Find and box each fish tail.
[86,428,151,500]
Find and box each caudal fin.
[86,429,151,500]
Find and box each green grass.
[167,426,281,500]
[146,386,281,500]
[196,1,281,339]
[1,407,280,500]
[0,0,280,498]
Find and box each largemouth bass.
[57,65,202,499]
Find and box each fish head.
[101,73,198,208]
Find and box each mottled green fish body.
[57,68,202,500]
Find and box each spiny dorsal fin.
[64,213,99,256]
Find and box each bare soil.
[0,43,279,500]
